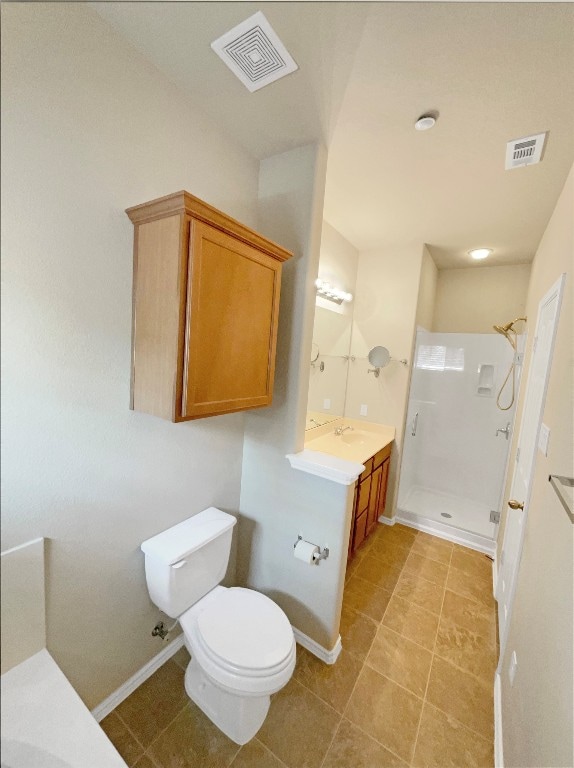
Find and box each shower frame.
[395,329,522,554]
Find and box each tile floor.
[101,524,497,768]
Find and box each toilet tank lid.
[140,508,236,565]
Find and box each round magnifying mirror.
[368,346,391,368]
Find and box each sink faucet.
[334,425,353,436]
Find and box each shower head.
[493,317,527,334]
[493,317,527,350]
[493,324,516,350]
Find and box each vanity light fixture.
[468,248,493,260]
[315,279,353,305]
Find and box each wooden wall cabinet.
[126,191,292,422]
[348,443,392,557]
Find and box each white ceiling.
[93,2,574,269]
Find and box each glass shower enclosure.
[397,330,520,553]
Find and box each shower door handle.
[496,422,511,440]
[411,412,419,437]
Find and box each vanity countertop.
[304,418,395,465]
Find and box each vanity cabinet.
[349,443,392,557]
[126,191,292,422]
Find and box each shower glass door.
[397,330,518,546]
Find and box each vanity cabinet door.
[367,464,383,535]
[373,444,391,470]
[349,475,371,558]
[377,457,391,518]
[348,483,358,559]
[353,509,368,551]
[357,475,372,516]
[350,475,372,556]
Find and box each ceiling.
[93,2,574,269]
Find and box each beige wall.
[1,539,46,675]
[415,245,438,331]
[433,264,531,333]
[1,3,260,708]
[239,146,356,652]
[345,244,425,516]
[499,166,573,767]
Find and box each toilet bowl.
[179,586,296,744]
[140,508,295,745]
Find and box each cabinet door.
[182,221,281,419]
[377,458,391,517]
[373,443,392,470]
[367,464,383,535]
[353,510,368,551]
[348,482,358,559]
[357,475,372,516]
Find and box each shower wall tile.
[398,331,519,525]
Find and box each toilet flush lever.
[171,559,187,569]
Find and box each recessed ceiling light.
[415,113,437,131]
[468,248,493,260]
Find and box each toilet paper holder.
[294,535,329,565]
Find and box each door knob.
[508,500,524,510]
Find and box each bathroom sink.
[340,431,371,446]
[304,423,394,464]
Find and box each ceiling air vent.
[211,11,298,93]
[505,132,547,170]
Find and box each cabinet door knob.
[508,500,524,510]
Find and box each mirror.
[368,346,391,369]
[305,223,358,430]
[306,306,353,429]
[305,222,413,433]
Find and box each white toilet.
[140,507,296,745]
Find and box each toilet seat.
[180,587,296,696]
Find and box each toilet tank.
[140,508,236,618]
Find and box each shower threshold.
[396,486,497,555]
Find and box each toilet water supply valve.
[151,619,178,640]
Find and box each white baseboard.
[92,625,342,721]
[494,672,504,768]
[377,515,395,526]
[396,509,496,556]
[91,634,185,722]
[492,552,499,597]
[292,628,342,665]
